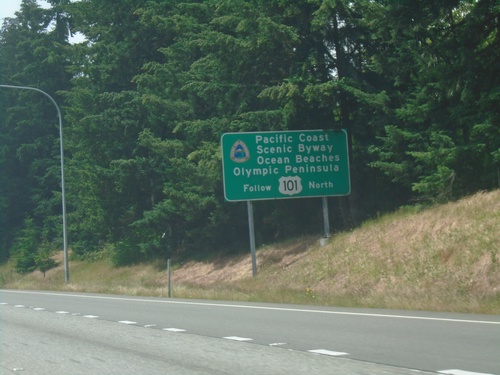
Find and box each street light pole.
[0,84,69,283]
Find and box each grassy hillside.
[1,190,499,313]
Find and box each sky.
[0,1,84,43]
[0,1,51,22]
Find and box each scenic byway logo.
[230,140,250,163]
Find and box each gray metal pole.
[167,258,171,298]
[322,197,330,238]
[247,201,257,277]
[0,84,69,283]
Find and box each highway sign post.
[221,129,350,201]
[221,129,351,277]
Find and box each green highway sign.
[221,129,350,201]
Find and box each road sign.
[221,129,350,201]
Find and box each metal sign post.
[247,201,257,277]
[322,197,331,238]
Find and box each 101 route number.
[279,176,302,196]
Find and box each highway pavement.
[1,289,499,374]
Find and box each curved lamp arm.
[0,84,69,283]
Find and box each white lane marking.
[84,315,99,319]
[144,324,157,328]
[118,320,137,325]
[14,305,25,308]
[308,349,349,356]
[163,328,186,332]
[439,370,495,375]
[0,302,8,305]
[56,311,69,314]
[3,290,497,325]
[223,336,253,342]
[269,342,287,346]
[71,313,81,316]
[33,307,45,311]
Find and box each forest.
[1,0,498,270]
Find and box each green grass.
[1,190,499,314]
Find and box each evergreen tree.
[0,0,72,260]
[2,0,497,266]
[370,0,500,201]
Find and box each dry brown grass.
[248,190,500,312]
[1,190,499,313]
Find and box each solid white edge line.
[308,349,349,356]
[2,290,499,325]
[439,370,495,375]
[163,328,186,332]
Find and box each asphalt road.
[1,290,499,374]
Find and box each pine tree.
[0,0,72,260]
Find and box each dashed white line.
[3,299,495,375]
[308,349,349,356]
[223,336,253,342]
[118,320,137,325]
[439,370,495,375]
[269,342,287,347]
[163,328,186,332]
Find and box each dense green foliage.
[1,0,498,265]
